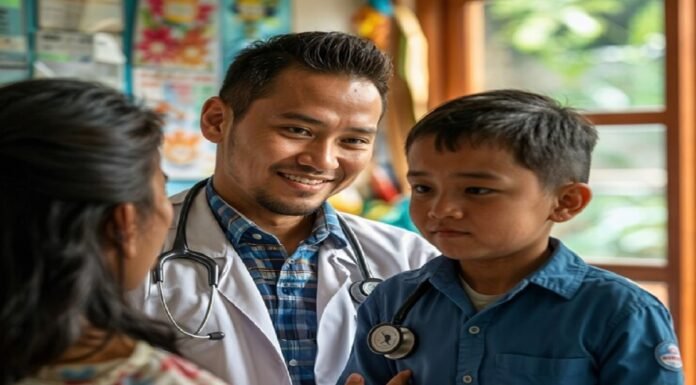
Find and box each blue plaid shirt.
[205,180,347,385]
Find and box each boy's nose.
[427,196,463,219]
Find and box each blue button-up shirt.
[206,181,347,385]
[340,238,683,385]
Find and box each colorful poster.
[220,0,291,70]
[133,68,217,180]
[134,0,217,71]
[133,0,220,181]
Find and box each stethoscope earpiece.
[368,323,416,360]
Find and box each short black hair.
[219,31,392,119]
[405,89,598,189]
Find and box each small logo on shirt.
[654,341,683,371]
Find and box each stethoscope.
[366,279,432,360]
[153,178,383,341]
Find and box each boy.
[339,90,684,385]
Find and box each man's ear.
[549,182,592,223]
[200,96,232,144]
[110,203,138,260]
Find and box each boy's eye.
[411,185,432,194]
[465,187,493,195]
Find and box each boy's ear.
[200,96,233,144]
[110,203,138,260]
[549,182,592,223]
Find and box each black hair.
[0,78,177,384]
[219,31,393,119]
[405,89,598,189]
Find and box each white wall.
[292,0,363,33]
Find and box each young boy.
[338,90,684,385]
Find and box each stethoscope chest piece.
[349,278,383,304]
[367,322,416,360]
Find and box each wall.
[292,0,363,32]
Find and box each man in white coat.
[129,31,437,385]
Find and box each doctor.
[128,31,437,385]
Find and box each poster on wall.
[134,0,217,70]
[134,68,217,180]
[220,0,291,70]
[133,0,220,181]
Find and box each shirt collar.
[524,238,589,299]
[205,179,348,248]
[425,238,589,301]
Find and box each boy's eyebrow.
[278,111,377,134]
[407,170,503,180]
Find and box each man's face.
[209,67,383,222]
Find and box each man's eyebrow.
[278,112,324,125]
[278,112,377,134]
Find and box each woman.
[0,78,227,385]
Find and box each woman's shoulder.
[120,342,229,385]
[17,341,229,385]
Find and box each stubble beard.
[253,187,324,216]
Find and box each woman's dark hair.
[0,78,177,384]
[219,31,393,120]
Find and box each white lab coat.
[128,187,438,385]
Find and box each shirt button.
[252,233,262,240]
[288,359,298,366]
[462,374,473,383]
[468,326,480,335]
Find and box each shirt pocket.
[495,353,595,385]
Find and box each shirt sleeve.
[337,285,399,385]
[598,303,684,385]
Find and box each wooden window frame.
[415,0,696,382]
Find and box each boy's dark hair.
[405,89,598,189]
[219,31,393,119]
[0,78,177,384]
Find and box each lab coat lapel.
[184,190,282,355]
[315,248,359,384]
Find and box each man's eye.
[342,137,370,145]
[465,187,493,195]
[285,127,311,136]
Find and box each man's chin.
[261,199,325,217]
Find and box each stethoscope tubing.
[154,178,377,340]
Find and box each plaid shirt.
[206,180,347,385]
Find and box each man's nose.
[297,141,340,170]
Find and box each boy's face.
[407,135,558,265]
